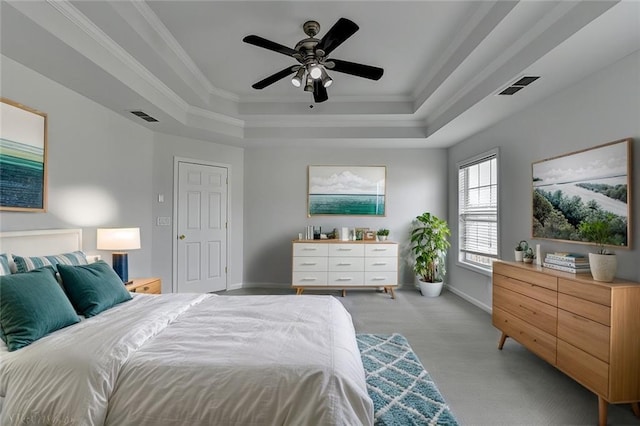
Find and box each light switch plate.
[157,216,171,226]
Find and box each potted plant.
[523,247,535,264]
[514,240,528,262]
[410,212,451,297]
[578,217,617,282]
[376,228,390,241]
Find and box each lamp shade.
[97,228,141,251]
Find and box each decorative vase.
[377,235,387,241]
[588,253,617,282]
[515,250,524,262]
[417,278,443,297]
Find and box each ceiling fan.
[243,18,384,103]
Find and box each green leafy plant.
[410,212,451,283]
[377,228,390,236]
[523,247,535,261]
[578,216,616,254]
[515,240,528,251]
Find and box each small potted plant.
[514,240,528,262]
[410,212,451,297]
[578,216,617,282]
[523,247,535,264]
[376,228,390,241]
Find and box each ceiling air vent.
[498,76,540,95]
[130,110,158,122]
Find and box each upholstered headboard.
[0,229,83,257]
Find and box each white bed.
[0,229,373,426]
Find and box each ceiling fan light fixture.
[291,68,305,87]
[304,75,314,92]
[309,64,322,79]
[320,67,333,88]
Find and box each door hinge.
[225,266,228,274]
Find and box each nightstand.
[126,277,161,294]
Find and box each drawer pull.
[337,263,352,266]
[301,277,318,281]
[373,248,387,251]
[301,262,317,266]
[143,286,149,291]
[371,277,386,281]
[372,262,387,266]
[336,277,353,281]
[337,248,352,251]
[302,248,317,251]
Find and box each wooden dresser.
[292,240,398,298]
[492,261,640,426]
[126,277,162,294]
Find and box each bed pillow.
[0,267,80,352]
[0,254,12,276]
[13,251,88,273]
[58,261,132,317]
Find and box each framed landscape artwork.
[0,98,48,212]
[308,166,386,216]
[532,138,632,248]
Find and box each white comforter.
[0,294,373,426]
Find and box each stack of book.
[543,252,591,274]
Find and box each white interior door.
[176,161,228,293]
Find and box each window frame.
[456,148,500,276]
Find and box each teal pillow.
[0,267,80,351]
[13,251,87,273]
[58,261,132,317]
[0,254,11,276]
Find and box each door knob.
[179,234,186,240]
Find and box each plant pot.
[417,278,443,297]
[588,253,617,282]
[523,257,533,264]
[515,250,524,262]
[377,235,387,241]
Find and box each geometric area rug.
[356,333,460,426]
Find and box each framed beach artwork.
[308,165,386,216]
[532,138,632,248]
[0,98,48,212]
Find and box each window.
[458,149,499,272]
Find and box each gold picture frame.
[0,98,48,212]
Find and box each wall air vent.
[497,76,540,95]
[130,110,158,122]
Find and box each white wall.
[151,133,244,293]
[0,56,155,278]
[447,51,640,311]
[243,147,447,287]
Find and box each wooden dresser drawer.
[328,257,364,272]
[557,340,609,397]
[558,293,611,326]
[558,278,611,306]
[293,243,329,257]
[493,307,556,364]
[292,256,328,271]
[328,271,365,286]
[292,271,327,286]
[494,273,557,306]
[126,278,161,294]
[558,309,610,362]
[328,244,364,257]
[494,263,557,291]
[494,285,557,336]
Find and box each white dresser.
[292,240,399,298]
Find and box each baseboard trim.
[445,284,492,313]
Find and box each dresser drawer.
[557,340,609,397]
[558,309,610,362]
[558,278,611,306]
[558,293,610,326]
[292,271,327,286]
[292,256,328,272]
[328,271,364,286]
[493,285,557,336]
[493,273,557,306]
[328,257,364,272]
[329,244,364,257]
[493,307,556,365]
[494,262,557,291]
[131,280,161,294]
[365,244,398,257]
[293,243,329,257]
[364,257,397,271]
[364,271,398,286]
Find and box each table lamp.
[96,227,141,284]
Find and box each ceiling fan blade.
[326,59,384,80]
[243,35,298,57]
[316,18,359,56]
[313,80,329,103]
[252,66,298,90]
